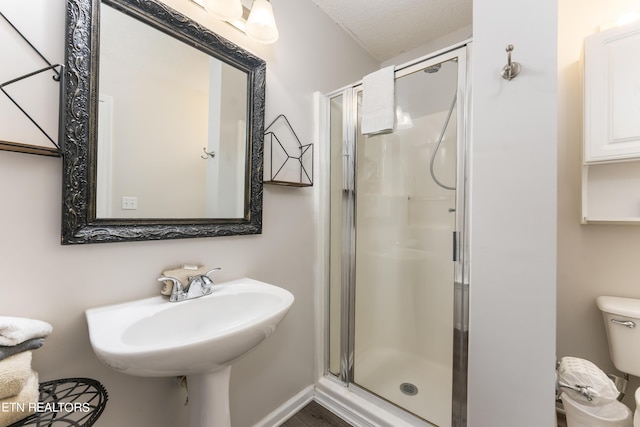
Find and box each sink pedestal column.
[187,366,232,427]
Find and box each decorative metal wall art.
[264,114,313,187]
[0,11,63,157]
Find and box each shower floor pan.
[355,346,452,427]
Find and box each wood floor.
[280,401,353,427]
[281,400,568,426]
[556,410,567,427]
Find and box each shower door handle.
[452,231,459,262]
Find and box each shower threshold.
[315,377,437,427]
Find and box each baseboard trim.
[313,380,378,427]
[253,385,314,427]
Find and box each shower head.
[424,58,458,74]
[424,63,441,74]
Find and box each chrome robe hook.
[501,44,521,80]
[201,147,215,159]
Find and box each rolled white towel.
[0,351,32,400]
[0,317,52,346]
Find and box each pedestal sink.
[85,278,294,427]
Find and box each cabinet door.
[584,21,640,163]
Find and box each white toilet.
[557,296,640,427]
[597,296,640,427]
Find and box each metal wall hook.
[501,44,521,81]
[201,147,215,159]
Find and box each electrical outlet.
[121,196,138,210]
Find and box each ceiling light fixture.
[617,12,640,27]
[245,0,279,44]
[191,0,279,44]
[204,0,243,21]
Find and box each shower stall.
[318,43,470,427]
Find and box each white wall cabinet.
[582,21,640,223]
[584,21,640,163]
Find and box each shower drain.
[399,382,419,396]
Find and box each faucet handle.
[162,277,188,302]
[197,267,221,288]
[157,275,182,289]
[205,267,221,278]
[157,276,185,301]
[183,268,219,295]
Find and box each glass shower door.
[352,54,462,427]
[326,45,468,427]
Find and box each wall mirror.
[61,0,265,244]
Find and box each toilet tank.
[597,296,640,377]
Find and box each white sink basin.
[85,278,294,377]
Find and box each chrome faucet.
[157,276,184,302]
[157,267,221,302]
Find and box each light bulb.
[245,0,279,44]
[617,13,640,27]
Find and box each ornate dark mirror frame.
[61,0,265,244]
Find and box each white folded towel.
[0,317,53,346]
[361,65,395,135]
[0,351,33,400]
[0,370,39,427]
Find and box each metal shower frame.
[322,41,471,427]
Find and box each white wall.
[100,4,209,218]
[0,2,377,427]
[467,0,557,426]
[557,0,640,409]
[382,24,473,69]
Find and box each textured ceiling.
[310,0,472,62]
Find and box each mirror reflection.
[97,3,248,219]
[61,0,266,244]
